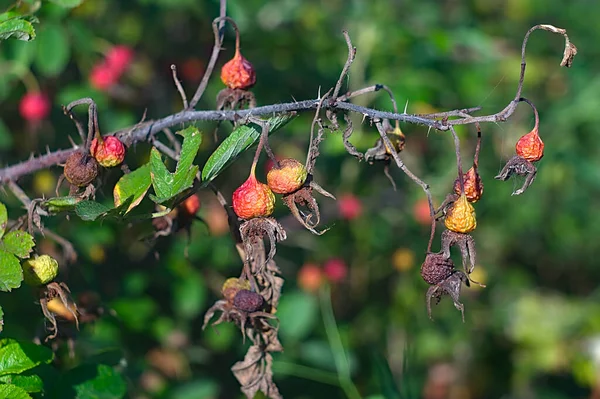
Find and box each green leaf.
[75,201,111,221]
[1,231,35,259]
[34,24,70,76]
[42,196,82,213]
[150,126,202,204]
[0,384,31,399]
[113,163,152,213]
[0,202,6,240]
[0,17,35,42]
[0,339,53,376]
[0,374,44,393]
[54,364,126,399]
[48,0,84,7]
[277,291,318,342]
[201,114,296,184]
[0,249,22,292]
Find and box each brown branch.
[332,30,356,100]
[171,64,189,109]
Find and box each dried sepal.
[231,345,282,399]
[239,217,286,271]
[216,88,256,111]
[40,281,79,341]
[440,229,485,287]
[281,181,333,235]
[494,155,537,195]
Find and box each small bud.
[266,158,307,194]
[64,151,99,187]
[221,277,251,303]
[232,175,276,219]
[19,92,50,122]
[386,126,406,154]
[453,167,484,202]
[233,289,265,313]
[515,127,544,162]
[90,136,126,167]
[323,258,348,282]
[90,63,118,91]
[179,194,200,217]
[220,49,256,90]
[444,194,477,234]
[22,255,59,286]
[105,45,134,75]
[297,263,324,293]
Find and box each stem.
[332,30,356,100]
[272,361,341,386]
[474,123,481,168]
[319,285,362,399]
[449,126,464,194]
[518,97,540,132]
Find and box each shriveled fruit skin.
[221,277,251,303]
[22,255,59,286]
[220,50,256,90]
[233,289,265,312]
[266,158,308,194]
[454,166,484,202]
[232,175,276,219]
[420,252,455,285]
[444,194,477,233]
[64,152,99,187]
[516,128,544,162]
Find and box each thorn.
[29,152,35,160]
[404,99,409,114]
[317,86,322,100]
[427,126,432,137]
[290,95,297,103]
[46,145,51,155]
[361,114,367,124]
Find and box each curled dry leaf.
[495,155,538,195]
[231,346,282,399]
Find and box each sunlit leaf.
[48,0,84,7]
[201,114,295,184]
[0,250,22,292]
[0,339,53,375]
[0,231,35,259]
[0,16,35,42]
[0,202,6,240]
[0,384,31,399]
[113,163,152,213]
[75,201,111,221]
[0,374,44,393]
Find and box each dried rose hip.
[444,193,477,234]
[515,127,544,162]
[453,166,483,203]
[64,151,99,187]
[233,289,265,313]
[221,277,251,303]
[220,48,256,90]
[232,174,276,219]
[90,136,126,167]
[266,158,307,194]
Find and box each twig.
[171,65,189,109]
[62,106,86,145]
[64,98,98,150]
[152,140,179,161]
[420,106,482,119]
[306,88,333,171]
[332,30,356,100]
[518,97,540,131]
[374,120,437,252]
[187,7,231,109]
[448,126,464,194]
[160,128,182,154]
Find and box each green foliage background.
[0,0,599,398]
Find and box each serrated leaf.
[0,384,31,399]
[201,114,296,184]
[0,374,44,393]
[0,339,53,376]
[114,163,152,213]
[75,201,111,221]
[150,127,201,204]
[0,249,22,292]
[1,231,35,259]
[48,0,84,7]
[34,23,70,76]
[0,18,35,42]
[0,202,6,240]
[53,364,126,399]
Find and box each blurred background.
[1,0,599,398]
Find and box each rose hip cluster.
[423,105,544,320]
[90,45,134,91]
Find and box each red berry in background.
[232,174,276,219]
[105,45,134,75]
[90,136,126,167]
[220,48,256,90]
[19,92,50,121]
[90,63,118,91]
[515,127,544,162]
[180,194,200,217]
[323,258,348,283]
[338,194,363,220]
[297,263,324,293]
[413,198,432,226]
[181,58,205,82]
[266,158,308,194]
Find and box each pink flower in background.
[338,193,363,220]
[19,92,50,121]
[105,45,134,74]
[90,63,118,91]
[323,258,348,282]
